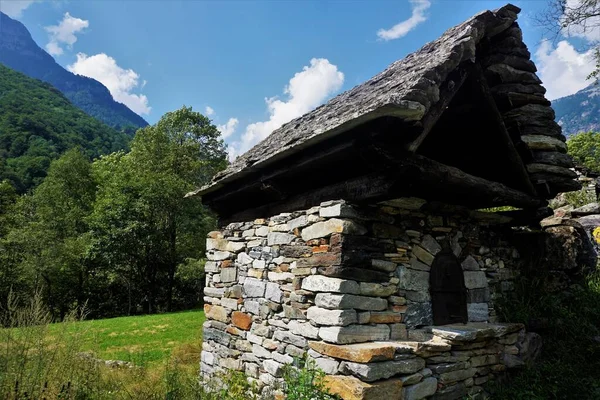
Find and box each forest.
[0,105,227,319]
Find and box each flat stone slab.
[340,358,426,382]
[430,322,524,342]
[323,375,403,400]
[308,341,396,363]
[389,339,451,355]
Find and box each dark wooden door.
[430,248,468,325]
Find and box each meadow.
[47,309,206,366]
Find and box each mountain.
[0,11,148,130]
[553,83,600,137]
[0,64,131,192]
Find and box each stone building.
[189,4,580,400]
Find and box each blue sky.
[1,0,596,158]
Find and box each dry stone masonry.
[191,4,582,399]
[201,200,540,399]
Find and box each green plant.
[490,271,600,399]
[282,356,339,400]
[560,187,597,209]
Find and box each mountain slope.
[553,84,600,137]
[0,64,130,192]
[0,11,148,130]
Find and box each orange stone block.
[231,311,252,330]
[323,375,402,400]
[369,311,402,324]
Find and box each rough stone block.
[203,327,232,346]
[288,321,320,339]
[204,287,225,298]
[231,311,252,330]
[307,307,358,326]
[390,323,408,340]
[319,324,390,344]
[263,359,284,377]
[438,368,476,384]
[464,271,488,289]
[244,278,267,297]
[403,302,433,328]
[207,250,231,261]
[323,375,403,400]
[301,275,360,294]
[340,358,425,382]
[368,311,402,324]
[204,304,229,323]
[265,282,283,303]
[467,303,489,322]
[287,215,309,230]
[314,357,339,374]
[412,245,434,265]
[371,259,397,272]
[273,330,308,348]
[314,293,387,310]
[397,265,430,292]
[301,218,366,241]
[421,235,442,255]
[403,377,437,400]
[268,271,295,282]
[308,341,396,363]
[267,232,296,245]
[461,255,480,271]
[220,267,237,283]
[359,282,397,297]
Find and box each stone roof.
[191,3,579,204]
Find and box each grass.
[46,309,205,366]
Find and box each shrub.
[281,356,339,400]
[490,271,600,399]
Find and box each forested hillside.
[0,107,227,319]
[0,64,131,192]
[0,11,148,130]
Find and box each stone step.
[429,322,524,343]
[309,338,452,363]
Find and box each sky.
[0,0,597,159]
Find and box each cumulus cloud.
[217,117,239,139]
[226,58,344,160]
[45,12,89,56]
[205,106,215,116]
[377,0,431,41]
[0,0,39,18]
[68,53,151,115]
[535,39,595,100]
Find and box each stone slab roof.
[191,3,579,202]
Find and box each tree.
[542,0,600,80]
[4,149,96,318]
[89,106,227,313]
[567,131,600,172]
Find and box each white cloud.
[535,39,595,100]
[560,0,600,42]
[0,0,39,18]
[68,53,151,115]
[45,12,89,56]
[205,106,215,116]
[377,0,431,41]
[217,117,238,139]
[227,58,344,160]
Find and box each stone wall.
[201,199,533,399]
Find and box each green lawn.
[47,310,205,366]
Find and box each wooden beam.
[407,62,473,152]
[217,150,542,224]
